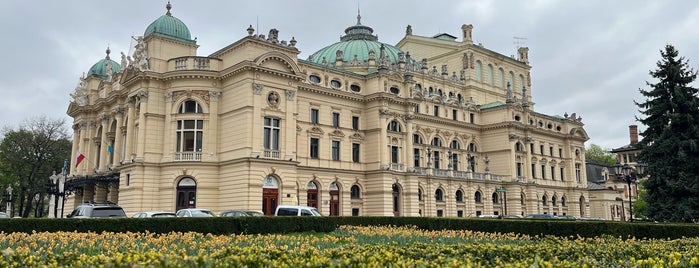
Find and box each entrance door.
[262,188,278,215]
[392,184,401,216]
[176,177,197,211]
[307,181,318,208]
[329,182,340,216]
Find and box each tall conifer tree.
[636,45,699,222]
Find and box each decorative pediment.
[329,129,345,138]
[307,126,324,136]
[350,132,364,141]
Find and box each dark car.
[67,202,126,218]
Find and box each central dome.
[309,14,408,66]
[88,48,120,78]
[143,3,194,43]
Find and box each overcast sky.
[1,1,697,150]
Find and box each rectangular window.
[311,108,319,124]
[540,145,544,155]
[516,162,523,177]
[263,117,280,150]
[457,210,463,217]
[437,210,443,217]
[352,143,360,163]
[549,146,554,156]
[434,105,439,117]
[469,113,475,123]
[352,208,359,216]
[176,119,203,152]
[531,164,536,178]
[310,138,319,159]
[551,166,556,180]
[352,116,359,130]
[413,148,421,167]
[332,112,340,128]
[391,146,399,163]
[331,140,340,160]
[530,143,534,153]
[414,104,420,113]
[452,154,459,171]
[559,148,563,158]
[434,151,441,169]
[452,109,457,120]
[575,163,581,182]
[541,165,546,179]
[560,167,565,181]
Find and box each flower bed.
[1,225,698,267]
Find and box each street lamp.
[496,186,507,216]
[613,162,646,222]
[46,178,65,218]
[3,186,12,216]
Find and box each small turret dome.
[143,2,195,43]
[87,48,120,78]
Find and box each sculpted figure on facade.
[105,60,113,82]
[131,36,149,71]
[406,25,412,35]
[70,73,89,106]
[120,52,128,70]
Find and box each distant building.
[66,4,591,217]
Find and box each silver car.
[132,211,177,218]
[176,208,215,217]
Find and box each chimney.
[629,125,638,144]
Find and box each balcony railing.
[434,169,449,177]
[389,163,404,171]
[174,152,202,161]
[264,150,281,159]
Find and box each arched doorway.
[307,181,318,208]
[579,195,586,217]
[392,183,401,216]
[176,177,197,211]
[329,182,340,216]
[262,176,279,215]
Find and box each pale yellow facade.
[66,5,595,218]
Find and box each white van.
[274,205,322,216]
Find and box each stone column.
[124,99,136,161]
[135,91,149,159]
[112,107,124,167]
[99,114,110,170]
[71,124,82,174]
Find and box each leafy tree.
[585,144,616,166]
[0,116,71,218]
[635,45,699,222]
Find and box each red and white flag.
[75,151,85,167]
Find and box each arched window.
[487,65,494,85]
[475,61,482,81]
[515,142,524,152]
[435,188,444,202]
[561,196,567,207]
[387,120,402,132]
[508,72,515,90]
[474,191,482,203]
[519,74,526,92]
[418,188,423,201]
[521,192,526,205]
[350,185,361,199]
[492,192,499,204]
[498,68,505,88]
[450,140,460,150]
[552,196,557,206]
[179,100,203,114]
[542,195,548,206]
[455,190,464,202]
[432,137,443,147]
[413,134,423,144]
[468,143,477,152]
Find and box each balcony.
[169,56,221,71]
[389,163,404,172]
[434,169,449,177]
[263,150,281,159]
[174,152,202,162]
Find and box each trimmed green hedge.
[1,217,697,239]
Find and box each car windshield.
[152,213,176,217]
[91,208,126,217]
[245,211,264,216]
[309,208,322,216]
[191,210,214,217]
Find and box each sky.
[1,1,698,150]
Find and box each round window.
[330,80,341,88]
[309,75,321,84]
[390,87,400,94]
[350,84,361,92]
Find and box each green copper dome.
[143,3,194,43]
[309,13,409,66]
[88,48,120,78]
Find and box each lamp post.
[496,186,507,215]
[3,186,12,216]
[614,162,645,222]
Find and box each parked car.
[219,210,265,217]
[524,213,556,219]
[555,215,578,220]
[274,205,322,216]
[132,211,177,218]
[0,212,8,218]
[67,202,126,218]
[176,208,215,217]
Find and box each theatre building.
[66,3,591,217]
